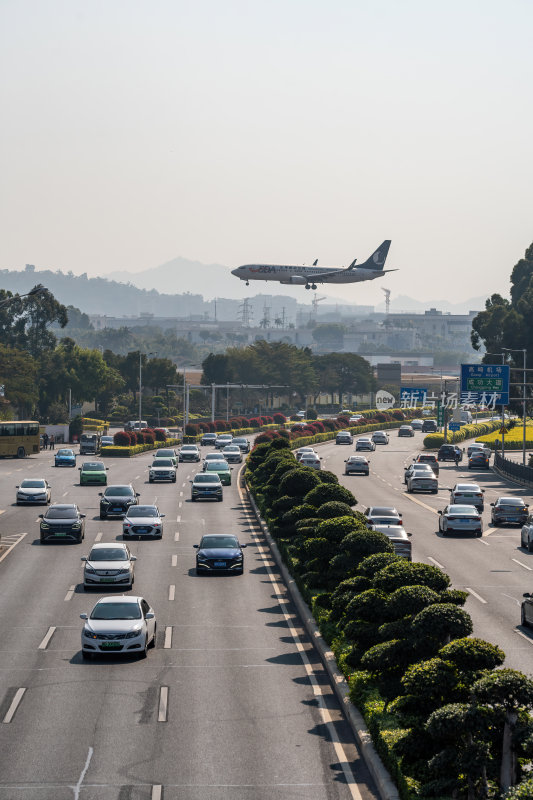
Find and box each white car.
[403,463,435,484]
[300,454,321,470]
[467,442,491,458]
[344,456,370,475]
[410,419,424,430]
[80,596,156,659]
[179,444,201,462]
[101,436,114,447]
[438,504,483,536]
[450,483,485,511]
[222,445,243,464]
[356,437,376,451]
[371,525,412,560]
[296,410,306,418]
[365,506,403,526]
[407,472,438,494]
[16,478,51,505]
[203,452,227,470]
[296,447,317,462]
[148,458,177,483]
[81,543,137,589]
[154,448,178,466]
[372,431,389,445]
[521,517,533,552]
[123,505,165,539]
[349,415,364,424]
[215,434,233,450]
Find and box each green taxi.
[79,461,109,486]
[204,460,232,486]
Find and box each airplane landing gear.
[245,281,249,286]
[305,284,311,290]
[311,283,317,290]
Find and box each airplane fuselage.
[232,264,386,285]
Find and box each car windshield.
[20,479,46,488]
[156,451,174,458]
[358,439,370,443]
[89,548,128,561]
[105,487,134,497]
[201,536,239,548]
[224,446,240,451]
[57,450,73,456]
[370,507,398,516]
[448,505,477,514]
[82,463,105,471]
[418,456,435,462]
[152,459,173,467]
[456,485,479,491]
[372,518,401,525]
[194,475,220,483]
[498,498,525,506]
[182,446,197,452]
[206,463,227,471]
[233,439,246,444]
[90,601,141,620]
[349,457,366,462]
[205,454,222,460]
[127,506,158,517]
[46,506,77,519]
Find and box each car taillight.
[448,517,457,521]
[475,493,482,498]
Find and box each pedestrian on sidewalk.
[42,433,48,450]
[49,434,55,450]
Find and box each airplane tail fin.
[358,240,391,270]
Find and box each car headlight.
[117,568,131,574]
[71,523,81,529]
[40,523,50,530]
[125,627,142,639]
[101,498,110,505]
[83,628,97,639]
[85,565,96,573]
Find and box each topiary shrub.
[306,407,318,420]
[273,412,287,424]
[185,423,199,436]
[316,501,355,519]
[114,431,132,446]
[305,483,356,508]
[278,468,321,499]
[154,428,167,442]
[317,469,340,485]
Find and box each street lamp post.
[503,348,528,466]
[139,352,155,425]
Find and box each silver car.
[148,458,177,483]
[404,463,435,484]
[123,505,165,539]
[179,444,201,462]
[222,445,243,464]
[520,516,533,552]
[191,473,223,501]
[203,452,226,470]
[80,596,156,659]
[407,473,438,494]
[450,483,485,511]
[215,434,233,450]
[296,447,317,461]
[372,524,412,560]
[81,543,137,589]
[356,437,376,451]
[372,431,389,445]
[300,454,321,470]
[16,478,51,505]
[344,456,370,475]
[438,504,483,536]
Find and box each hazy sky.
[1,0,532,305]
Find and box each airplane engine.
[280,276,307,285]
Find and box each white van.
[460,410,473,424]
[125,420,148,431]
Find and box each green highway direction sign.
[437,406,445,426]
[460,364,510,406]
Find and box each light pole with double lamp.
[139,352,155,426]
[502,348,528,466]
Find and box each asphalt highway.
[316,431,533,676]
[0,445,379,800]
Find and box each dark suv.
[422,419,438,433]
[39,504,86,543]
[99,485,140,519]
[438,444,461,462]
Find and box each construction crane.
[382,287,391,314]
[312,293,326,316]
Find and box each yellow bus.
[0,421,40,458]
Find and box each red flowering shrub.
[114,431,132,446]
[255,432,277,445]
[185,423,199,436]
[290,414,301,421]
[154,428,167,442]
[322,419,337,432]
[214,420,227,431]
[392,410,405,420]
[273,413,287,424]
[248,417,262,428]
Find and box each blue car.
[54,448,76,467]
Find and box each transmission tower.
[238,298,253,327]
[312,293,326,316]
[260,302,271,329]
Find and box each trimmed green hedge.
[422,420,502,449]
[101,437,180,458]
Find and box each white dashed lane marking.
[2,688,26,723]
[164,627,172,649]
[64,585,75,602]
[168,585,175,601]
[171,555,178,567]
[38,627,56,650]
[512,558,533,571]
[465,587,488,604]
[158,687,169,722]
[174,531,180,541]
[428,556,445,570]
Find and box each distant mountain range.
[0,261,487,320]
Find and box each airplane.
[231,241,397,289]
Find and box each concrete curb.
[244,483,401,800]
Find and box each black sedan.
[39,504,86,543]
[99,485,140,519]
[491,497,529,527]
[194,534,246,575]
